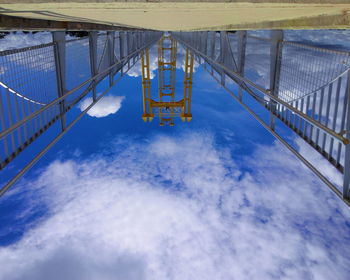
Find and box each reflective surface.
[141,35,193,126]
[0,30,350,280]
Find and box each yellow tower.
[141,35,194,126]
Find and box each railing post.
[220,31,227,86]
[133,33,137,64]
[343,71,350,202]
[220,31,235,86]
[107,31,115,87]
[269,30,283,130]
[119,31,125,59]
[211,32,216,60]
[209,32,216,75]
[119,31,125,75]
[89,31,98,101]
[52,31,66,131]
[202,32,208,58]
[127,32,132,68]
[237,31,247,101]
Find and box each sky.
[0,30,350,280]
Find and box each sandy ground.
[0,2,350,30]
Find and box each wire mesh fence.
[65,37,91,104]
[0,83,60,170]
[0,43,61,169]
[227,32,238,68]
[0,43,58,105]
[97,33,108,72]
[278,41,350,103]
[244,34,271,90]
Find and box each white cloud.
[1,132,350,280]
[78,95,125,118]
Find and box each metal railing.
[172,30,350,206]
[0,30,162,196]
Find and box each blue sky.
[0,30,350,280]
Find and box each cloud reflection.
[78,95,125,118]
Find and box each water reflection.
[140,35,194,126]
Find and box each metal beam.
[89,31,98,101]
[269,30,283,130]
[220,31,227,86]
[107,31,116,87]
[343,71,350,202]
[119,31,126,74]
[52,31,67,131]
[237,30,247,101]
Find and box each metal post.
[203,32,208,57]
[220,31,227,86]
[119,31,125,74]
[133,33,137,63]
[89,31,98,101]
[127,32,131,69]
[52,31,66,131]
[209,31,215,60]
[107,31,115,87]
[237,31,247,101]
[219,32,234,86]
[269,30,283,130]
[120,31,125,59]
[343,71,350,201]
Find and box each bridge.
[0,30,350,207]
